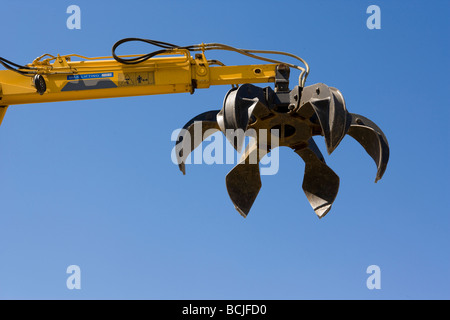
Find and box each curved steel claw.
[175,110,220,174]
[225,141,268,217]
[297,83,352,154]
[216,84,267,151]
[347,113,390,182]
[295,139,340,218]
[174,82,390,219]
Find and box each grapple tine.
[305,137,325,163]
[217,84,267,152]
[297,98,332,151]
[329,87,352,150]
[225,141,268,217]
[347,113,390,182]
[298,84,351,154]
[175,110,220,174]
[294,139,340,218]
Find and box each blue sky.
[0,0,449,299]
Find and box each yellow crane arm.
[0,49,279,126]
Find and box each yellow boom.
[0,51,279,125]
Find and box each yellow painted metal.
[209,64,277,86]
[0,106,7,126]
[0,50,278,107]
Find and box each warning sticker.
[118,72,154,87]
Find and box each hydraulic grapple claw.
[225,141,267,217]
[347,113,390,182]
[175,82,389,218]
[175,110,220,174]
[295,139,340,219]
[296,83,352,155]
